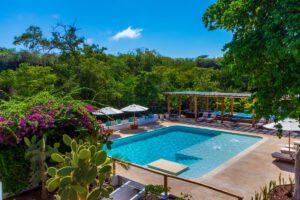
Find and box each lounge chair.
[165,113,170,119]
[271,152,294,164]
[128,117,134,123]
[116,119,122,125]
[169,113,179,121]
[106,121,112,126]
[255,117,267,128]
[205,114,217,123]
[280,147,296,154]
[197,112,209,122]
[294,140,300,146]
[285,144,297,149]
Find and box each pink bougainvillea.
[0,103,105,145]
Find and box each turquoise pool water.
[212,111,253,118]
[106,126,261,179]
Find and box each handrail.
[109,157,243,200]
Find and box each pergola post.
[221,97,225,123]
[230,97,234,116]
[252,99,256,127]
[206,96,209,112]
[167,95,170,113]
[216,97,219,110]
[194,96,198,120]
[178,95,182,115]
[189,96,193,111]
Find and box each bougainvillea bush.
[0,92,110,145]
[0,92,111,194]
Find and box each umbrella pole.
[289,131,291,154]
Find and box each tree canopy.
[0,24,238,111]
[203,0,300,119]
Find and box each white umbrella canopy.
[264,118,300,153]
[92,107,123,116]
[263,118,300,131]
[121,104,148,112]
[121,104,148,127]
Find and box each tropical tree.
[203,0,300,198]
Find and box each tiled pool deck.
[111,119,295,199]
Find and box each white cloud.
[111,26,143,41]
[86,38,93,44]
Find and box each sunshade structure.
[162,91,254,125]
[92,107,123,129]
[264,118,300,153]
[92,107,123,116]
[121,104,148,126]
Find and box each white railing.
[104,114,159,131]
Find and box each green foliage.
[47,135,113,200]
[0,63,57,96]
[24,135,60,199]
[175,193,193,200]
[0,24,230,110]
[0,144,30,193]
[203,0,300,119]
[144,184,169,197]
[251,173,294,200]
[24,135,59,186]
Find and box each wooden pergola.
[162,91,255,127]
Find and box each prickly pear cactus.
[46,134,113,200]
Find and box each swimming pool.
[212,111,253,118]
[106,126,261,179]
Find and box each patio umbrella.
[264,118,300,153]
[92,107,123,116]
[121,104,148,126]
[92,107,123,129]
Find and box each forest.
[0,24,248,112]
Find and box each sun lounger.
[285,144,297,149]
[255,118,266,128]
[106,121,112,126]
[169,113,179,121]
[206,114,217,123]
[271,152,294,164]
[294,140,300,146]
[197,112,209,122]
[280,147,296,154]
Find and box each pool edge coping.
[111,122,267,180]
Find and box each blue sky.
[0,0,232,58]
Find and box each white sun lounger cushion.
[272,152,294,163]
[294,140,300,145]
[280,147,296,154]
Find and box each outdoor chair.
[255,117,267,129]
[169,113,179,121]
[271,152,295,164]
[197,112,209,122]
[165,113,170,119]
[128,117,134,123]
[159,114,165,120]
[294,140,300,146]
[205,114,217,123]
[106,121,112,126]
[280,147,296,154]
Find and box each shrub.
[0,92,111,194]
[47,135,113,200]
[0,144,30,193]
